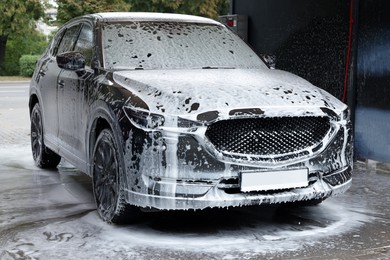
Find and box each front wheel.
[30,103,61,168]
[92,128,141,224]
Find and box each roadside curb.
[0,81,31,84]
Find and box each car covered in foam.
[29,12,353,223]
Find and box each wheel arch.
[86,102,126,176]
[29,94,39,115]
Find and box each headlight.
[123,106,165,129]
[339,107,351,121]
[321,107,350,122]
[123,106,205,132]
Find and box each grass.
[0,76,31,81]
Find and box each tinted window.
[50,30,66,56]
[57,25,81,55]
[74,24,94,67]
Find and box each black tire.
[30,103,61,169]
[92,128,141,224]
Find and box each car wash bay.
[1,3,390,256]
[230,0,390,164]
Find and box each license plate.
[240,169,308,192]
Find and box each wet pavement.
[1,81,390,259]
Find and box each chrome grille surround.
[205,116,331,158]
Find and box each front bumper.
[125,166,352,210]
[121,114,353,210]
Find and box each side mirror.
[57,51,85,71]
[260,54,276,70]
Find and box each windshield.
[102,22,266,70]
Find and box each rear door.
[35,29,66,148]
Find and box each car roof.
[81,12,220,25]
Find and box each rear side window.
[57,25,81,55]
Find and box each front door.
[57,23,95,171]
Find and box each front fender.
[86,100,125,176]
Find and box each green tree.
[56,0,131,25]
[56,0,229,25]
[127,0,229,19]
[0,0,45,74]
[3,31,47,75]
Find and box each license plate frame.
[240,169,309,192]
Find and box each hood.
[113,68,346,120]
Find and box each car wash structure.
[223,0,390,164]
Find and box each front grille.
[205,116,330,156]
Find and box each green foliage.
[2,32,47,76]
[56,0,131,25]
[56,0,229,25]
[0,0,46,75]
[127,0,230,19]
[0,0,45,37]
[19,55,41,77]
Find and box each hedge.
[19,55,40,77]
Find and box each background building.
[36,0,58,38]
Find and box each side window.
[57,25,81,55]
[74,24,94,67]
[51,29,66,56]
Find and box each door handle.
[58,80,65,88]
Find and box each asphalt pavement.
[0,81,30,145]
[1,81,390,259]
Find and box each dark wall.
[232,0,351,100]
[232,0,390,163]
[357,0,390,110]
[354,0,390,163]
